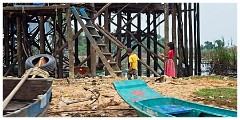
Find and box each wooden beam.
[138,60,160,77]
[16,17,24,77]
[177,3,184,77]
[79,55,91,67]
[196,3,201,75]
[66,4,74,79]
[104,7,110,76]
[4,58,17,77]
[127,12,131,48]
[4,14,10,69]
[146,13,151,77]
[172,3,178,77]
[137,13,142,76]
[58,12,63,78]
[184,3,189,76]
[188,3,193,76]
[164,3,169,55]
[115,3,151,35]
[110,3,130,20]
[125,30,164,70]
[39,16,45,54]
[194,3,197,75]
[74,16,79,65]
[153,13,158,76]
[90,3,96,77]
[92,3,112,21]
[116,8,122,68]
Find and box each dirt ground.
[47,76,237,117]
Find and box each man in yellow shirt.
[127,48,139,80]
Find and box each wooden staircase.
[71,7,122,77]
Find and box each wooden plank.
[92,3,112,21]
[184,3,189,76]
[58,12,63,78]
[172,3,178,77]
[188,3,193,76]
[146,13,151,77]
[66,5,74,79]
[196,3,201,75]
[164,3,169,55]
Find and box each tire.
[25,54,56,71]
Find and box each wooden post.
[104,6,110,76]
[164,3,169,55]
[40,16,45,54]
[137,13,142,76]
[74,16,79,66]
[197,3,201,75]
[177,3,184,77]
[58,12,63,78]
[10,23,15,64]
[194,3,198,75]
[90,3,96,77]
[66,5,74,79]
[16,17,24,77]
[153,13,158,76]
[127,12,131,48]
[4,14,10,69]
[188,3,193,76]
[184,3,189,76]
[116,8,122,68]
[21,14,28,69]
[146,13,151,77]
[172,3,178,77]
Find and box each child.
[126,48,139,80]
[160,42,176,78]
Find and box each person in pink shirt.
[160,42,176,78]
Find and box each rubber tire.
[25,54,56,71]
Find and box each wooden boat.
[112,79,237,117]
[3,77,53,117]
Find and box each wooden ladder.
[71,7,122,77]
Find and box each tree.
[203,41,214,50]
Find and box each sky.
[200,3,237,46]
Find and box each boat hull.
[3,78,52,117]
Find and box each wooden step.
[109,62,117,65]
[103,53,112,56]
[86,25,95,29]
[97,44,106,47]
[91,35,101,38]
[114,71,122,73]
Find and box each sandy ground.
[47,76,237,117]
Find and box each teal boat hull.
[112,79,237,117]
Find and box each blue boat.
[3,78,52,117]
[112,79,237,117]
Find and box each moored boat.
[3,77,53,117]
[112,79,237,117]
